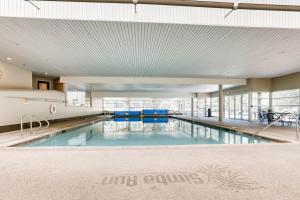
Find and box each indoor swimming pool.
[25,118,270,147]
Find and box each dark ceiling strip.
[239,3,300,12]
[138,0,234,9]
[34,0,234,8]
[33,0,300,12]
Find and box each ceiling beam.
[60,76,247,85]
[34,0,300,12]
[33,0,234,9]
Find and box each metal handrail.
[254,113,299,141]
[21,115,31,135]
[32,115,50,129]
[20,115,42,136]
[31,115,43,131]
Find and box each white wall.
[0,60,32,89]
[0,90,102,126]
[272,72,300,91]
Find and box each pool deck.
[0,115,111,147]
[1,144,300,200]
[172,116,300,143]
[1,115,300,199]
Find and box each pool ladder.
[20,115,50,136]
[254,113,299,141]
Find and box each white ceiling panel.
[67,83,235,93]
[0,17,300,79]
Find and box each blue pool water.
[26,118,269,147]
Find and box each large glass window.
[242,94,249,120]
[92,97,103,110]
[102,98,183,112]
[225,96,229,118]
[205,97,211,116]
[272,89,300,114]
[211,97,219,117]
[103,98,128,111]
[235,95,242,119]
[229,96,235,118]
[181,98,192,116]
[251,92,270,121]
[197,98,206,117]
[225,93,249,120]
[129,99,143,111]
[193,98,198,117]
[67,90,90,107]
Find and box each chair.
[258,112,267,124]
[287,115,294,127]
[280,114,299,127]
[272,113,282,126]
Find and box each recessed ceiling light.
[44,72,48,75]
[6,57,12,61]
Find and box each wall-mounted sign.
[37,80,50,90]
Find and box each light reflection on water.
[27,118,269,147]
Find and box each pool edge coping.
[170,116,295,144]
[3,115,296,148]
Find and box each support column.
[89,91,93,108]
[63,83,68,107]
[218,84,224,122]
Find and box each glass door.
[235,95,242,119]
[225,96,229,118]
[242,94,249,120]
[229,96,235,119]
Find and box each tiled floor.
[173,116,299,143]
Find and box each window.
[193,98,198,117]
[272,89,300,114]
[211,97,219,117]
[225,96,229,118]
[224,93,249,120]
[129,100,143,111]
[67,91,90,107]
[229,96,235,118]
[235,95,242,119]
[205,97,211,116]
[242,94,249,120]
[251,92,270,121]
[198,98,206,117]
[102,98,183,112]
[143,99,154,109]
[181,98,192,116]
[92,97,103,109]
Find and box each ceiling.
[0,17,300,79]
[67,83,234,93]
[33,0,300,12]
